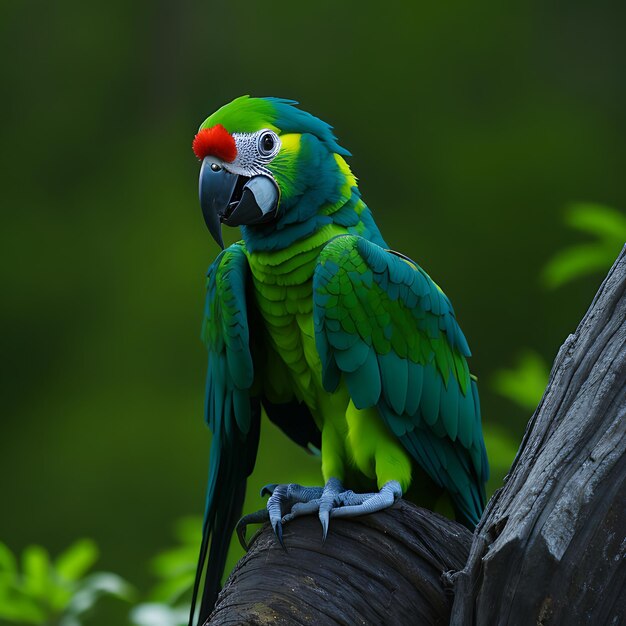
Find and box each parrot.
[188,96,489,625]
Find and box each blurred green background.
[1,1,625,623]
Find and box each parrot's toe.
[238,479,402,549]
[316,477,403,541]
[327,480,403,520]
[237,483,323,549]
[236,508,270,551]
[280,499,322,524]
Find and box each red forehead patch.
[192,124,237,162]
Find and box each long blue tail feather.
[189,400,261,626]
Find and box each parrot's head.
[192,96,351,249]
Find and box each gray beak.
[199,158,280,249]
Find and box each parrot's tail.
[189,401,261,626]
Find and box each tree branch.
[207,502,471,625]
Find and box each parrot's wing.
[190,242,261,625]
[313,235,489,526]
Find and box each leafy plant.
[491,350,549,412]
[542,203,626,288]
[129,517,201,626]
[0,540,133,625]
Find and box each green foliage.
[0,530,199,626]
[486,204,625,490]
[128,518,201,626]
[496,205,624,413]
[0,540,133,625]
[491,350,549,412]
[542,203,626,289]
[147,518,199,605]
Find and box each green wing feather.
[190,243,261,625]
[313,235,489,526]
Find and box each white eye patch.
[233,129,281,172]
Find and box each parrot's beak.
[199,158,280,249]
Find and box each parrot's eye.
[261,134,274,152]
[210,163,221,172]
[257,130,280,158]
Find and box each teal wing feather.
[313,235,489,527]
[190,243,261,625]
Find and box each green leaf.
[150,546,197,578]
[543,203,626,289]
[149,571,195,604]
[65,572,134,616]
[541,243,617,289]
[0,591,48,624]
[46,583,73,613]
[54,539,99,582]
[491,350,549,411]
[565,203,626,242]
[21,545,51,600]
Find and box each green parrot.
[188,96,489,624]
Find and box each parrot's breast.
[246,227,347,409]
[251,272,321,408]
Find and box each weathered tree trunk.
[449,250,626,625]
[207,248,626,626]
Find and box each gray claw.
[267,485,288,537]
[236,508,269,551]
[260,483,278,497]
[273,519,285,549]
[318,477,344,541]
[320,511,329,543]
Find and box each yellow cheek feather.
[270,134,301,195]
[279,133,301,153]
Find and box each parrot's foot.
[237,477,402,549]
